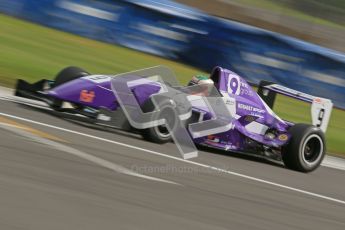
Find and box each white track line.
[0,121,180,185]
[322,155,345,171]
[0,111,344,205]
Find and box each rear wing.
[256,81,333,133]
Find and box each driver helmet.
[187,74,214,86]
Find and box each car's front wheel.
[282,123,325,172]
[140,98,178,143]
[51,66,90,110]
[54,66,89,87]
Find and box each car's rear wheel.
[54,66,89,87]
[282,124,325,173]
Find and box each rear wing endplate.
[257,81,333,133]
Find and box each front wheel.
[54,66,89,87]
[282,124,325,173]
[51,66,90,110]
[140,98,176,144]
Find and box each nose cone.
[47,77,117,110]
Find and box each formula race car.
[15,66,333,172]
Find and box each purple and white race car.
[15,66,333,172]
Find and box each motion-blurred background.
[179,0,345,52]
[0,0,344,154]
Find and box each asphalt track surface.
[0,89,344,229]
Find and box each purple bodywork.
[47,67,292,154]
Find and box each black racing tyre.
[140,98,178,144]
[54,66,89,87]
[282,124,325,173]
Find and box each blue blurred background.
[0,0,344,109]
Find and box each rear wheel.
[282,124,325,172]
[54,66,89,87]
